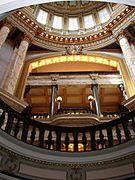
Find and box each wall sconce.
[88,95,94,112]
[57,96,62,110]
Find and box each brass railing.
[0,99,135,152]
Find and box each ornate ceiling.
[0,0,135,14]
[42,1,106,15]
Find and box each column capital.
[51,84,58,90]
[3,21,13,30]
[22,33,32,43]
[91,84,98,90]
[116,30,127,42]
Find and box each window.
[98,8,110,23]
[36,9,48,25]
[69,18,78,30]
[52,15,62,29]
[84,15,95,29]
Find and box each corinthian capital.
[116,30,126,41]
[22,33,32,43]
[3,21,13,30]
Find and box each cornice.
[0,145,135,170]
[6,6,134,51]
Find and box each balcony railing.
[31,108,127,120]
[0,99,135,152]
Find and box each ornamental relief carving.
[67,168,86,180]
[66,45,83,55]
[0,145,135,170]
[0,155,20,173]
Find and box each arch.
[0,0,135,14]
[15,53,135,99]
[29,55,118,72]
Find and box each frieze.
[0,144,134,170]
[112,11,135,39]
[7,16,35,40]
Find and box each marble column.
[2,47,18,89]
[91,84,101,116]
[130,42,135,55]
[118,32,135,84]
[0,22,12,48]
[50,85,58,118]
[3,35,30,94]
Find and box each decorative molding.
[122,94,135,110]
[112,10,135,40]
[65,45,83,55]
[0,88,28,112]
[27,74,123,86]
[5,6,134,51]
[67,168,86,180]
[0,144,135,169]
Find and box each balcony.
[0,98,135,153]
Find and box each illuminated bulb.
[22,15,26,18]
[26,18,30,22]
[18,12,21,15]
[60,37,63,41]
[89,36,92,39]
[57,96,62,102]
[104,30,107,34]
[31,22,34,26]
[34,25,38,29]
[40,32,44,36]
[88,95,94,101]
[125,8,129,12]
[113,19,116,23]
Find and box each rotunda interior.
[0,0,135,179]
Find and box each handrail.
[57,107,91,114]
[0,99,135,152]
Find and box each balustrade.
[0,99,135,152]
[57,107,91,115]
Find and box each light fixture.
[88,95,94,101]
[88,95,94,112]
[57,96,62,110]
